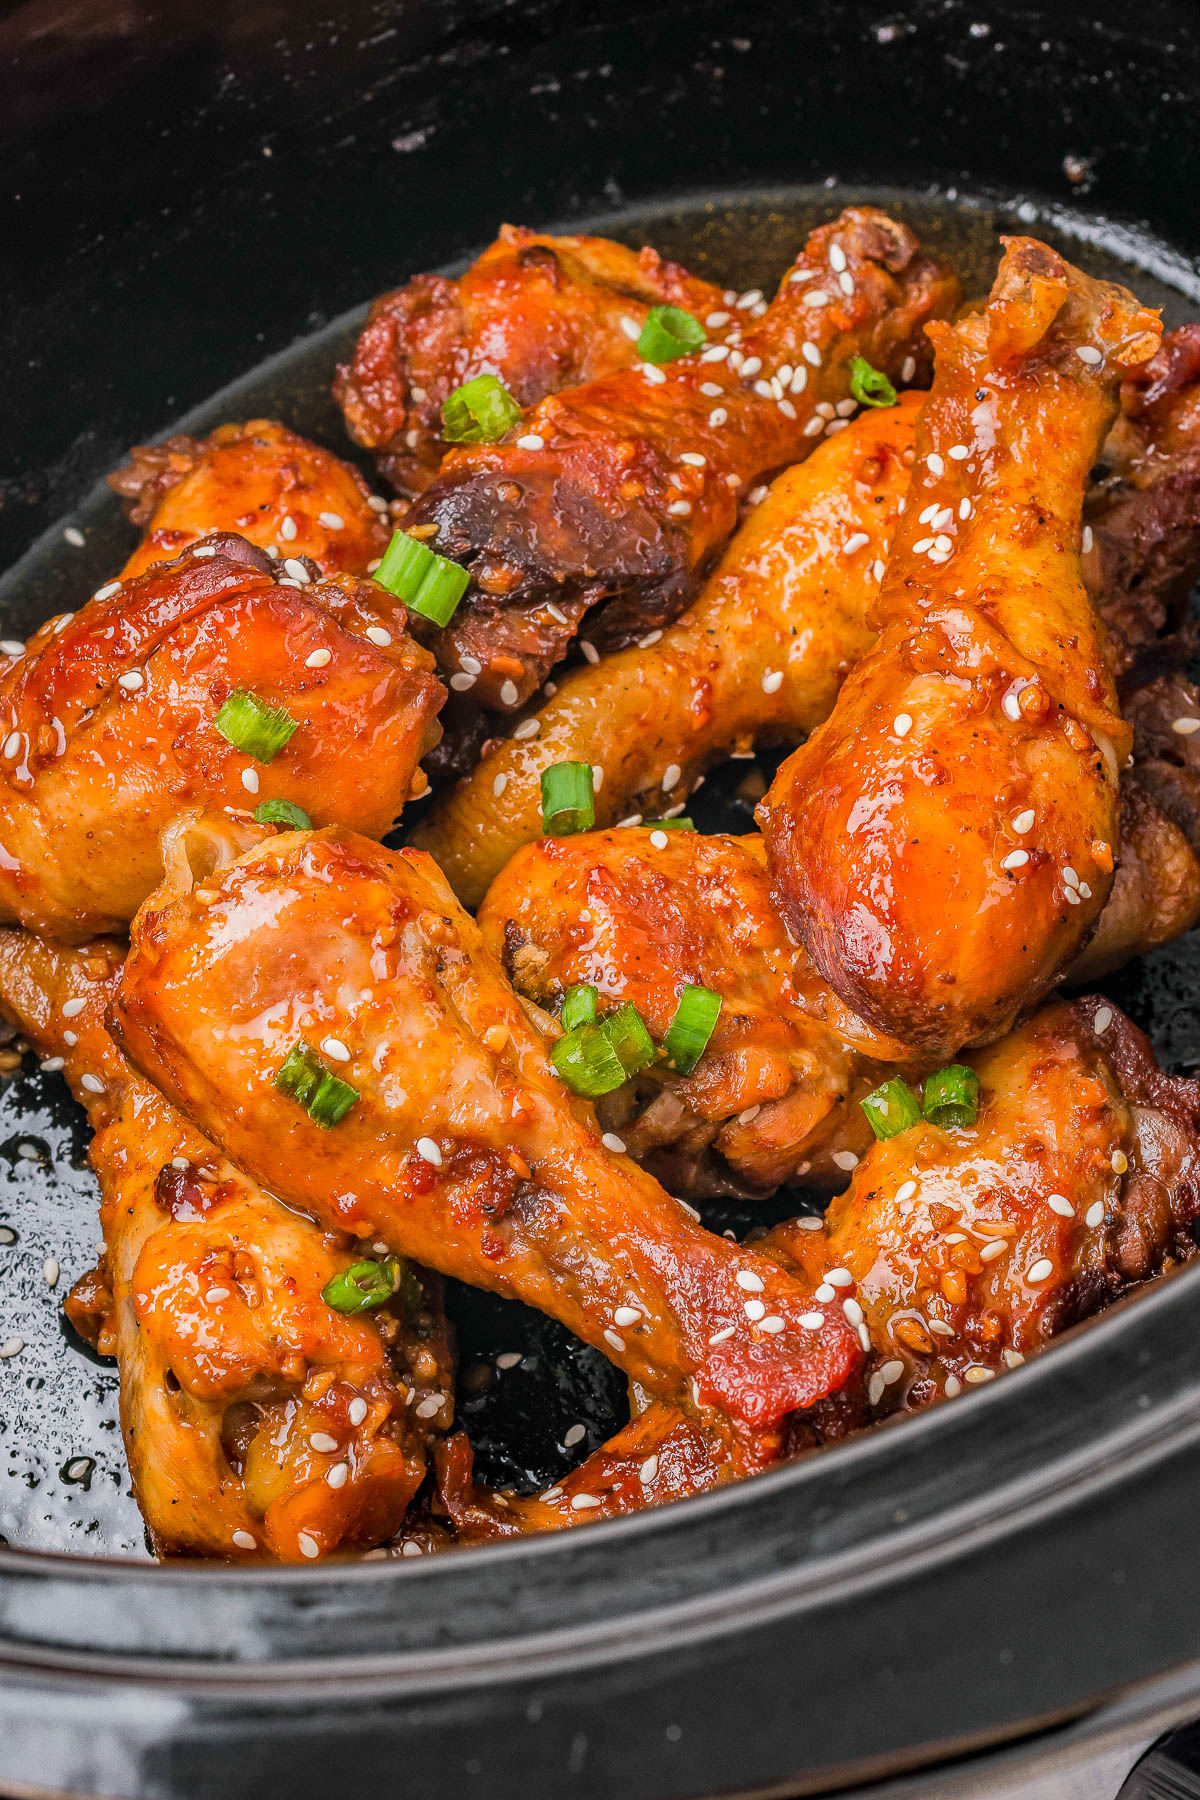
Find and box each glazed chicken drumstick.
[112,820,861,1434]
[109,419,392,581]
[405,207,960,712]
[0,535,442,939]
[334,224,726,496]
[0,925,453,1561]
[762,237,1162,1055]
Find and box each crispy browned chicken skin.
[762,238,1161,1056]
[335,226,727,495]
[0,535,442,939]
[405,207,960,712]
[112,819,862,1433]
[0,925,453,1561]
[109,420,392,581]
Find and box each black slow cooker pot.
[5,2,1200,1794]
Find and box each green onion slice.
[215,691,299,763]
[322,1257,400,1314]
[641,817,695,832]
[441,373,523,444]
[540,761,596,835]
[860,1076,922,1141]
[664,983,722,1075]
[274,1039,359,1129]
[922,1064,980,1130]
[636,304,706,364]
[848,355,898,409]
[254,798,312,831]
[551,1022,628,1098]
[375,529,470,628]
[560,983,598,1030]
[601,1001,657,1076]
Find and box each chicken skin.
[404,207,960,712]
[334,226,726,496]
[412,393,921,905]
[479,778,1200,1198]
[109,420,392,581]
[762,238,1161,1055]
[112,819,861,1433]
[0,535,442,939]
[0,926,453,1561]
[767,998,1200,1416]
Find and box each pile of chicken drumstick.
[3,209,1200,1560]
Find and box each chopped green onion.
[922,1064,980,1130]
[601,1001,657,1076]
[664,983,722,1075]
[540,761,595,835]
[636,304,706,364]
[860,1076,922,1141]
[640,817,695,831]
[215,690,299,763]
[560,983,598,1030]
[551,1022,627,1098]
[254,799,312,831]
[274,1039,359,1129]
[375,529,470,628]
[322,1257,400,1314]
[848,355,898,409]
[441,373,522,444]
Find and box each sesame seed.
[777,398,797,419]
[802,416,825,438]
[707,407,729,427]
[872,559,886,581]
[571,1493,601,1511]
[620,315,640,340]
[828,243,847,273]
[1063,865,1079,888]
[815,1284,837,1303]
[705,311,731,328]
[310,1431,340,1453]
[320,1037,351,1063]
[62,997,86,1018]
[743,1298,766,1321]
[843,532,870,556]
[512,718,540,741]
[668,500,693,517]
[1172,717,1200,735]
[708,1325,736,1345]
[926,453,945,476]
[698,382,724,399]
[279,516,297,541]
[562,1424,588,1452]
[826,1269,853,1288]
[639,1455,659,1485]
[1076,345,1103,365]
[650,829,669,849]
[944,1375,962,1397]
[753,379,774,399]
[517,433,545,450]
[39,1058,64,1073]
[700,344,730,362]
[800,1312,825,1329]
[284,558,311,584]
[415,1394,443,1419]
[492,772,508,798]
[1002,1348,1025,1369]
[1001,850,1028,871]
[761,669,784,695]
[42,1257,59,1288]
[959,498,973,519]
[1082,525,1093,553]
[788,268,814,284]
[796,1216,824,1232]
[868,1371,886,1406]
[0,1337,24,1358]
[1002,691,1022,722]
[1085,1201,1105,1228]
[913,537,934,554]
[901,355,916,383]
[803,289,830,308]
[639,363,667,385]
[835,398,857,418]
[348,1397,368,1426]
[449,672,476,692]
[81,1075,104,1094]
[318,512,345,531]
[842,1297,864,1326]
[613,1306,641,1329]
[740,357,763,380]
[365,626,392,647]
[305,647,332,668]
[748,485,770,504]
[1093,1006,1113,1034]
[763,1317,786,1336]
[964,1365,995,1384]
[2,732,20,760]
[241,768,260,794]
[601,1132,627,1154]
[592,766,604,791]
[415,1137,442,1167]
[298,1533,320,1558]
[895,1180,917,1205]
[918,504,939,525]
[948,444,970,461]
[52,613,74,633]
[832,1150,859,1172]
[496,1352,522,1369]
[1112,1149,1129,1174]
[603,1329,625,1352]
[233,1529,257,1550]
[735,1270,765,1293]
[500,680,520,706]
[366,496,389,514]
[1064,887,1081,905]
[580,641,599,665]
[880,1359,905,1385]
[1047,1194,1075,1217]
[1012,809,1035,833]
[1026,1258,1053,1283]
[116,671,144,692]
[893,713,913,738]
[979,1239,1007,1263]
[928,1319,955,1338]
[0,641,23,656]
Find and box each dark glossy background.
[5,2,1200,1796]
